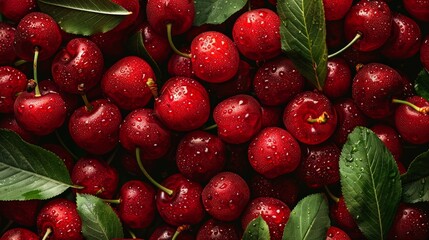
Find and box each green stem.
[307,112,329,123]
[41,228,52,240]
[33,47,41,97]
[146,78,158,98]
[55,130,79,160]
[71,184,85,189]
[166,23,191,59]
[106,146,119,165]
[81,94,93,112]
[13,59,27,67]
[392,98,429,114]
[203,124,218,131]
[172,225,190,240]
[324,186,339,203]
[328,32,362,59]
[135,148,174,195]
[102,198,121,204]
[128,229,137,239]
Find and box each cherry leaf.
[401,149,429,203]
[0,129,73,200]
[76,194,124,240]
[277,0,328,91]
[37,0,131,36]
[242,216,270,240]
[193,0,247,26]
[282,193,330,240]
[414,69,429,101]
[339,127,402,240]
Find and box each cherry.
[322,57,351,100]
[0,23,16,65]
[403,0,429,22]
[297,142,340,188]
[241,197,290,240]
[325,226,351,240]
[387,202,429,240]
[0,0,36,23]
[119,108,171,160]
[0,200,41,226]
[156,173,205,226]
[253,57,305,106]
[0,66,27,113]
[201,172,250,221]
[68,99,122,155]
[248,127,301,179]
[51,38,104,94]
[135,22,172,64]
[232,8,281,61]
[331,98,369,146]
[71,157,119,199]
[167,47,194,78]
[146,0,195,36]
[380,12,422,60]
[0,228,39,240]
[394,96,429,144]
[283,91,338,145]
[117,180,156,229]
[42,143,75,173]
[330,196,364,239]
[14,12,62,61]
[0,114,38,143]
[149,225,195,240]
[190,31,240,83]
[89,30,128,61]
[101,56,156,111]
[352,63,403,119]
[36,198,83,240]
[343,0,392,52]
[37,80,80,116]
[370,124,403,162]
[213,94,262,144]
[154,77,210,132]
[176,130,226,182]
[323,0,352,21]
[196,218,241,240]
[421,35,429,71]
[110,0,140,32]
[13,91,67,136]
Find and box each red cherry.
[323,0,353,21]
[191,31,240,83]
[0,23,16,65]
[0,66,27,113]
[135,22,172,64]
[387,203,429,240]
[232,8,281,61]
[322,57,352,100]
[326,226,351,240]
[0,200,41,227]
[196,218,241,240]
[149,225,195,240]
[403,0,429,22]
[110,0,140,32]
[0,0,37,23]
[330,197,364,239]
[421,35,429,71]
[0,114,38,143]
[167,47,194,78]
[370,124,403,162]
[0,228,38,240]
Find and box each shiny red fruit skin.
[0,114,38,143]
[0,200,41,227]
[323,0,353,21]
[326,226,351,240]
[154,77,210,132]
[110,0,140,32]
[322,57,351,99]
[101,56,156,111]
[343,0,392,52]
[146,0,195,36]
[0,66,27,113]
[387,203,429,240]
[118,180,156,229]
[52,38,104,94]
[136,22,171,64]
[14,91,67,136]
[0,228,39,240]
[213,94,262,144]
[241,197,290,240]
[403,0,429,22]
[196,218,241,240]
[167,48,194,78]
[0,23,16,65]
[68,99,122,155]
[330,197,364,239]
[232,8,281,61]
[201,172,250,221]
[248,127,301,179]
[283,91,337,145]
[14,12,62,61]
[71,158,119,199]
[370,124,403,162]
[191,31,240,83]
[395,96,429,144]
[156,173,205,226]
[149,225,195,240]
[119,108,171,160]
[0,0,37,23]
[421,35,429,71]
[36,198,83,240]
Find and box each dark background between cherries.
[0,0,428,239]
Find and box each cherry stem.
[166,23,191,59]
[135,147,174,195]
[33,46,41,97]
[102,198,121,204]
[203,123,218,131]
[71,184,85,189]
[128,229,137,239]
[172,225,190,240]
[146,78,158,98]
[392,98,429,114]
[41,227,52,240]
[13,59,27,67]
[81,94,93,112]
[324,186,339,203]
[106,146,119,165]
[55,130,79,160]
[328,32,362,59]
[307,112,329,123]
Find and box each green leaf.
[127,30,163,83]
[0,129,73,200]
[37,0,131,36]
[282,193,330,240]
[242,216,270,240]
[76,194,124,240]
[414,69,429,101]
[277,0,328,90]
[339,127,402,240]
[193,0,247,26]
[401,149,429,203]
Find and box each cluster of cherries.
[0,0,429,239]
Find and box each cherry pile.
[0,0,429,239]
